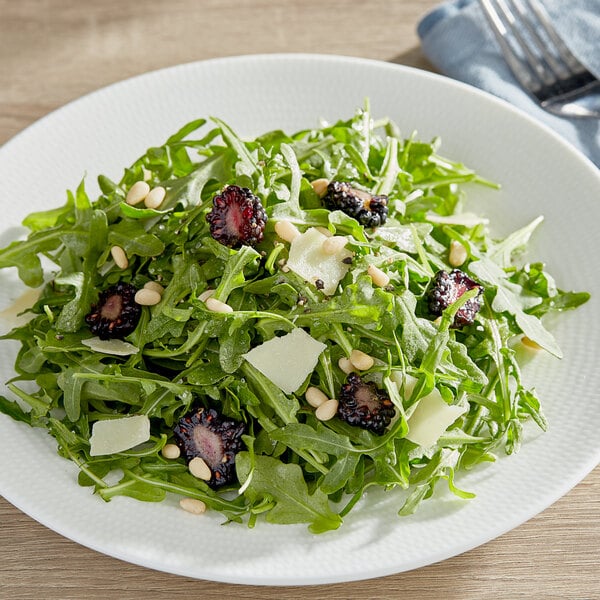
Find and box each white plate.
[0,54,599,585]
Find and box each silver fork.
[479,0,600,118]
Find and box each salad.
[0,105,589,533]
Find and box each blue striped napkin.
[417,0,600,167]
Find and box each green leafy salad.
[0,105,589,533]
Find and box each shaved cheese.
[82,336,139,356]
[405,388,467,448]
[89,415,150,456]
[0,287,41,328]
[286,227,352,295]
[390,371,419,400]
[243,328,326,394]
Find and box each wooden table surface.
[1,1,598,598]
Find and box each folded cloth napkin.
[417,0,600,167]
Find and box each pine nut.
[350,349,374,371]
[199,289,215,302]
[305,386,328,408]
[205,297,233,313]
[338,357,354,374]
[144,186,166,209]
[449,240,468,267]
[322,236,348,255]
[315,398,339,421]
[161,443,180,459]
[126,180,150,205]
[367,264,390,287]
[179,497,207,515]
[110,245,129,269]
[142,167,152,181]
[311,178,329,198]
[143,281,164,295]
[522,336,542,350]
[274,220,301,243]
[315,226,333,237]
[134,288,162,306]
[189,456,212,481]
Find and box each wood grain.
[1,1,599,598]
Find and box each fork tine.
[479,0,541,92]
[526,0,587,76]
[494,0,555,86]
[509,0,569,81]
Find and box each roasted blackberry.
[206,185,267,248]
[173,407,245,488]
[427,269,483,328]
[337,373,396,435]
[323,181,388,227]
[85,282,141,340]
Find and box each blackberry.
[428,269,483,328]
[85,282,141,340]
[337,373,395,435]
[206,185,267,248]
[173,407,245,488]
[323,181,388,227]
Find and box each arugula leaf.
[394,290,436,362]
[0,229,63,287]
[211,117,257,177]
[469,258,562,357]
[0,395,32,424]
[270,422,355,457]
[236,453,342,532]
[295,277,393,327]
[240,362,299,426]
[108,220,164,257]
